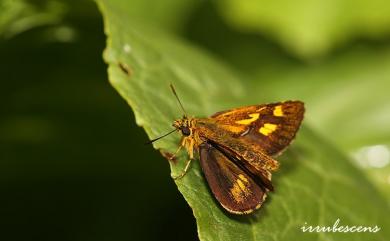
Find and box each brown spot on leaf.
[118,62,132,76]
[160,150,177,164]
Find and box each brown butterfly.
[148,85,304,215]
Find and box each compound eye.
[181,127,191,136]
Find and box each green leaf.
[215,0,390,58]
[101,0,202,33]
[97,0,390,240]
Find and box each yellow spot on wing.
[273,105,283,116]
[237,179,246,190]
[238,174,248,183]
[230,176,252,203]
[259,123,277,136]
[235,113,259,125]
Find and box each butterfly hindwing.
[207,139,275,191]
[199,142,267,214]
[211,101,304,156]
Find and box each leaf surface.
[97,1,390,240]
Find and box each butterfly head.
[173,116,201,159]
[173,116,193,137]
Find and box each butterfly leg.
[172,158,193,180]
[168,144,183,161]
[172,137,196,179]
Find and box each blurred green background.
[1,0,389,240]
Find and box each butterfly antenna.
[170,83,187,117]
[145,129,177,145]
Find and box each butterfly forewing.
[199,142,267,214]
[211,101,304,156]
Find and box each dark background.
[0,1,196,240]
